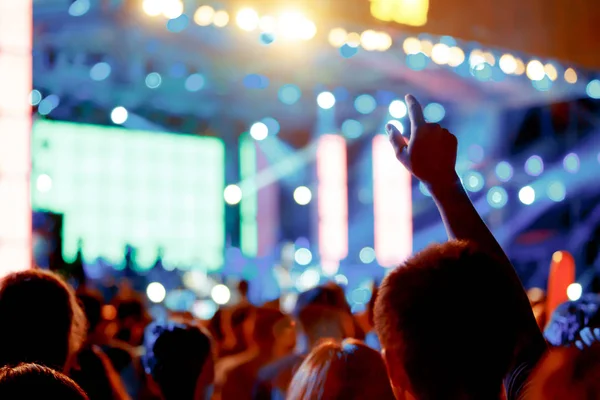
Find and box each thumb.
[386,123,409,164]
[405,94,425,130]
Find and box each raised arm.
[386,95,545,367]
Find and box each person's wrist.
[424,171,461,194]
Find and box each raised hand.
[386,94,458,187]
[575,326,600,350]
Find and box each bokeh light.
[495,161,514,182]
[334,274,348,286]
[341,119,364,139]
[463,171,485,192]
[261,117,280,136]
[354,94,377,114]
[544,63,558,81]
[406,52,428,71]
[526,60,545,81]
[547,181,566,202]
[145,72,162,89]
[403,37,421,54]
[249,122,268,141]
[90,62,111,81]
[563,153,580,173]
[525,155,544,176]
[147,282,166,303]
[224,184,242,205]
[567,283,582,301]
[162,0,184,19]
[389,100,407,118]
[142,0,163,16]
[295,248,312,266]
[423,103,445,122]
[359,247,376,264]
[194,5,214,26]
[328,28,347,47]
[294,186,312,205]
[586,80,600,99]
[211,284,231,305]
[487,186,508,208]
[564,68,577,84]
[30,90,42,106]
[296,268,320,292]
[317,91,336,109]
[279,84,301,105]
[518,186,536,205]
[499,54,517,74]
[431,43,450,65]
[36,174,52,193]
[447,46,465,67]
[185,73,205,92]
[236,8,259,31]
[213,10,229,27]
[110,107,128,125]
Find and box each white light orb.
[110,107,128,125]
[317,91,336,109]
[294,186,312,205]
[211,284,231,305]
[224,184,242,205]
[567,283,582,301]
[250,122,268,141]
[146,282,166,303]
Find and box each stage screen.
[32,120,225,271]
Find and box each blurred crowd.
[1,95,599,400]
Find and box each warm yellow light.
[277,12,316,40]
[403,37,421,55]
[483,51,495,66]
[360,30,380,51]
[447,47,465,67]
[420,40,433,57]
[431,43,450,65]
[370,0,429,27]
[499,54,517,74]
[564,67,577,84]
[328,28,347,48]
[514,58,525,75]
[377,32,392,51]
[526,60,545,81]
[469,49,485,69]
[544,63,558,81]
[552,251,563,263]
[162,0,183,19]
[346,32,361,48]
[194,5,214,26]
[213,10,229,27]
[142,0,163,17]
[259,16,276,33]
[236,8,259,31]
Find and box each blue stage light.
[341,119,363,139]
[354,94,377,115]
[90,62,111,81]
[340,44,358,58]
[406,52,428,71]
[463,171,485,192]
[563,153,580,173]
[487,186,508,208]
[586,79,600,99]
[495,161,513,182]
[547,181,566,202]
[261,117,280,135]
[525,155,544,176]
[145,72,162,89]
[278,84,301,104]
[423,103,445,123]
[185,74,205,92]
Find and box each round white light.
[36,174,52,193]
[194,5,214,26]
[250,122,268,141]
[567,283,582,301]
[518,186,536,205]
[317,91,336,109]
[142,0,163,16]
[389,100,407,118]
[162,0,184,19]
[499,54,517,74]
[431,43,450,65]
[211,284,231,305]
[334,274,348,286]
[110,107,128,125]
[526,60,545,81]
[294,186,312,205]
[236,8,259,31]
[146,282,166,303]
[295,248,313,266]
[296,268,320,292]
[224,184,242,205]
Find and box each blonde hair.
[288,339,394,400]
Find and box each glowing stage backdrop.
[0,0,32,277]
[31,121,225,271]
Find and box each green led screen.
[32,121,225,271]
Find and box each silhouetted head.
[375,240,519,399]
[0,270,86,371]
[77,289,104,334]
[288,339,395,400]
[144,322,214,400]
[0,363,88,400]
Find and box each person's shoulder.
[257,353,304,382]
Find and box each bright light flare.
[277,12,316,40]
[236,8,259,31]
[147,282,166,303]
[567,283,582,301]
[317,92,335,109]
[211,284,231,305]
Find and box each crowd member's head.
[288,339,395,400]
[298,305,352,349]
[374,240,520,399]
[544,294,600,347]
[143,322,214,400]
[0,363,88,399]
[528,344,600,399]
[254,308,296,359]
[114,295,150,346]
[0,270,86,371]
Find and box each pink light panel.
[0,0,32,277]
[317,135,348,263]
[372,135,412,267]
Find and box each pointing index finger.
[405,94,425,129]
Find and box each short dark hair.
[0,363,88,399]
[374,241,519,398]
[0,270,86,370]
[144,322,213,400]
